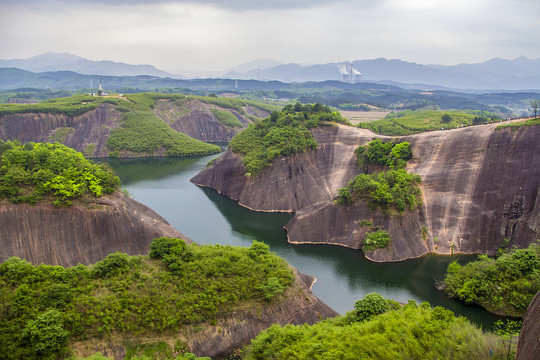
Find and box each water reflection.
[106,154,505,330]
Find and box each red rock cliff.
[192,122,539,262]
[0,192,191,266]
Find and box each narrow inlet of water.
[105,154,506,330]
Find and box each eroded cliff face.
[516,290,540,360]
[192,125,375,212]
[70,270,338,360]
[0,99,267,156]
[0,104,122,157]
[153,99,268,142]
[192,122,539,262]
[0,192,191,267]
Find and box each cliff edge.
[192,122,539,262]
[0,192,191,267]
[515,290,540,360]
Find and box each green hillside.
[228,102,349,176]
[0,238,293,359]
[242,294,513,360]
[358,109,500,135]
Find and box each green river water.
[105,154,505,330]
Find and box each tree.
[441,114,452,123]
[530,99,539,118]
[21,309,69,356]
[351,292,390,321]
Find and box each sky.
[1,0,539,72]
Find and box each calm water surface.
[105,154,505,330]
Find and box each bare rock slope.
[0,192,190,267]
[515,290,540,360]
[192,122,539,262]
[0,104,123,157]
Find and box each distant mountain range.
[1,53,539,90]
[225,57,540,91]
[0,52,176,78]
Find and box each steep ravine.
[0,192,191,267]
[192,122,539,262]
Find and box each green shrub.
[362,230,391,252]
[21,309,69,356]
[149,237,186,259]
[337,169,422,213]
[91,252,130,278]
[260,277,285,302]
[351,293,390,321]
[0,141,120,206]
[442,242,540,317]
[39,284,73,309]
[357,139,412,170]
[243,297,498,360]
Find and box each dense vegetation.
[104,93,220,157]
[0,141,120,206]
[442,241,540,317]
[229,102,349,175]
[0,238,294,359]
[243,294,506,360]
[354,138,412,170]
[362,230,392,252]
[358,109,501,135]
[210,108,243,128]
[337,140,422,214]
[337,170,422,213]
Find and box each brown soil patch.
[340,110,390,125]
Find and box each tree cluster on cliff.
[243,294,506,360]
[228,102,349,176]
[442,241,540,317]
[337,140,421,214]
[0,239,293,359]
[0,141,120,206]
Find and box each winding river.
[105,153,505,330]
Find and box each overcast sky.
[1,0,539,72]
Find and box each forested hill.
[0,93,280,157]
[0,238,337,359]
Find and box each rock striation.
[515,290,540,360]
[0,104,123,157]
[0,99,269,156]
[192,122,539,262]
[153,99,268,143]
[0,192,191,267]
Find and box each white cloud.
[0,0,538,70]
